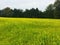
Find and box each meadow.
[0,18,60,45]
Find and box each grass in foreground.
[0,18,60,45]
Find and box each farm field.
[0,18,60,45]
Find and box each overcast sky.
[0,0,55,11]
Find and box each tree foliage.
[0,0,60,18]
[54,0,60,18]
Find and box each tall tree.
[54,0,60,18]
[29,8,42,18]
[23,9,31,17]
[35,8,42,18]
[1,7,13,17]
[44,4,54,18]
[13,9,23,17]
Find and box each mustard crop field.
[0,18,60,45]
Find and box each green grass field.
[0,18,60,45]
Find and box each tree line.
[0,0,60,18]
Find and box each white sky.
[0,0,55,11]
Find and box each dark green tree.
[23,9,31,17]
[1,7,13,17]
[35,8,42,18]
[13,9,23,17]
[44,4,54,18]
[54,0,60,18]
[29,8,42,18]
